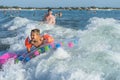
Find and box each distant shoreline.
[0,6,120,10]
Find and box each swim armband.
[25,37,32,49]
[43,34,54,43]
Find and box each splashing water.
[0,11,120,80]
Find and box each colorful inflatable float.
[0,38,78,66]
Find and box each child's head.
[31,29,40,41]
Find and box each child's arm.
[27,48,31,53]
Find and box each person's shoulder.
[51,15,55,18]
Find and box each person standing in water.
[55,11,62,17]
[43,9,56,25]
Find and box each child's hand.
[27,48,31,53]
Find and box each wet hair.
[31,29,40,35]
[48,9,52,12]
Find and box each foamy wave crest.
[3,17,30,30]
[80,17,120,53]
[1,17,120,80]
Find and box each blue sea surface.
[0,9,120,80]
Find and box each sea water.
[0,9,120,80]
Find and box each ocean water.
[0,9,120,80]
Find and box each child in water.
[25,29,54,53]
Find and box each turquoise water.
[0,10,120,80]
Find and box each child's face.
[31,32,39,41]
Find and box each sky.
[0,0,120,8]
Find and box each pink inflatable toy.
[0,52,17,65]
[68,42,74,48]
[34,50,39,56]
[50,43,55,48]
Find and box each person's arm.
[27,48,31,53]
[52,16,56,24]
